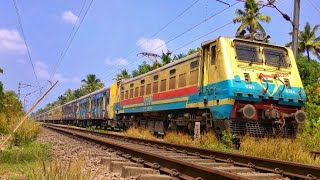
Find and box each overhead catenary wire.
[101,1,239,81]
[99,0,201,78]
[44,0,95,92]
[29,0,94,110]
[49,0,89,83]
[12,0,41,90]
[306,0,320,14]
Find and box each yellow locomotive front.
[203,36,306,136]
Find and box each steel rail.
[44,125,249,180]
[44,124,320,179]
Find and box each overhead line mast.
[292,0,300,59]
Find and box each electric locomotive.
[112,35,306,137]
[35,35,307,137]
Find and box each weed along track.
[43,124,320,180]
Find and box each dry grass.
[25,160,97,180]
[124,127,228,151]
[164,132,194,146]
[123,127,157,140]
[240,136,320,165]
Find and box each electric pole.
[292,0,300,59]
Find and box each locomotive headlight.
[238,104,256,119]
[295,110,306,123]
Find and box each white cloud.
[17,58,27,64]
[136,38,168,55]
[35,61,50,80]
[62,10,78,24]
[71,76,81,84]
[104,58,129,66]
[35,61,74,83]
[0,29,27,54]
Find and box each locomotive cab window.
[211,45,216,65]
[235,42,260,63]
[263,48,289,68]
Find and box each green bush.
[12,119,41,146]
[0,142,51,164]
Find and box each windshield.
[263,48,289,68]
[235,43,261,63]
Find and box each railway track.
[43,123,320,180]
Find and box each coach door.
[199,44,209,92]
[208,42,220,84]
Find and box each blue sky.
[0,0,319,111]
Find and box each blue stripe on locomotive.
[114,78,306,120]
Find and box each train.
[35,35,307,137]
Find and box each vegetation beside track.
[0,72,52,178]
[25,160,95,180]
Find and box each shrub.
[0,142,51,164]
[12,119,41,146]
[297,118,320,152]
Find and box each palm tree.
[81,74,104,93]
[286,22,320,61]
[115,69,131,81]
[233,0,271,35]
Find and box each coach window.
[153,81,158,93]
[146,83,151,95]
[190,59,199,85]
[125,90,129,99]
[140,85,145,96]
[161,79,167,92]
[130,89,133,98]
[135,87,139,97]
[179,73,186,88]
[121,91,124,100]
[169,76,176,90]
[211,45,216,65]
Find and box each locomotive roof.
[123,53,200,84]
[201,36,285,48]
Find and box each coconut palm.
[115,69,131,81]
[233,0,271,35]
[81,74,104,93]
[286,22,320,61]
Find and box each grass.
[123,127,230,151]
[0,142,52,178]
[122,127,320,165]
[123,127,157,140]
[240,136,320,165]
[25,160,97,180]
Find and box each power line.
[101,1,239,81]
[12,0,40,89]
[172,21,233,53]
[306,0,320,14]
[47,0,95,88]
[99,0,201,78]
[49,0,89,83]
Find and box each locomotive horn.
[294,110,306,123]
[239,104,256,119]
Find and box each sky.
[0,0,319,112]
